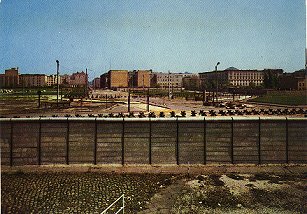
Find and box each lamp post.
[56,60,59,106]
[168,71,171,99]
[215,62,220,102]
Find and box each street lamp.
[56,60,59,106]
[215,62,220,102]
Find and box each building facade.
[19,74,47,87]
[108,70,129,89]
[0,68,19,88]
[278,69,307,90]
[227,69,264,87]
[46,75,61,86]
[69,71,87,87]
[182,75,200,91]
[131,70,152,88]
[199,67,269,89]
[92,77,101,89]
[153,72,196,89]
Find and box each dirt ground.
[1,165,306,213]
[0,91,306,117]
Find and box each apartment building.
[0,68,19,88]
[46,75,61,86]
[131,70,152,88]
[153,72,196,89]
[19,74,47,87]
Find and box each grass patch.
[250,93,307,106]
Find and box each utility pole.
[147,88,149,112]
[37,90,41,108]
[168,71,171,99]
[142,74,145,92]
[56,60,59,107]
[215,62,220,103]
[128,89,131,113]
[85,68,88,98]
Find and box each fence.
[0,117,306,166]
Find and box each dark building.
[100,73,108,89]
[278,69,307,90]
[0,68,19,88]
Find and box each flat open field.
[250,91,307,106]
[1,169,306,213]
[0,90,306,117]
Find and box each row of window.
[230,81,262,86]
[229,76,264,80]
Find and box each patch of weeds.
[250,173,270,181]
[171,186,240,213]
[14,170,26,176]
[250,188,306,212]
[208,174,225,186]
[245,183,256,188]
[250,173,299,184]
[200,187,239,209]
[227,174,245,180]
[196,175,206,181]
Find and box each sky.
[0,0,305,80]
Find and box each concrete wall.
[1,117,306,166]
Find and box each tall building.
[19,74,47,87]
[108,70,128,89]
[131,70,152,88]
[0,68,19,88]
[100,73,108,89]
[92,77,101,89]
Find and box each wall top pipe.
[0,117,306,123]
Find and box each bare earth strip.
[1,165,306,213]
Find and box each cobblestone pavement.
[1,172,175,214]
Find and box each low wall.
[1,117,306,166]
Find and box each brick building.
[130,70,152,88]
[0,68,19,88]
[101,70,129,89]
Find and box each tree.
[263,71,279,89]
